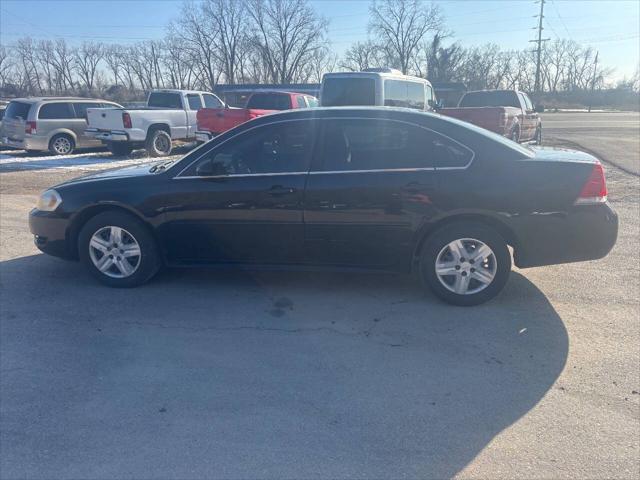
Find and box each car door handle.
[268,185,296,196]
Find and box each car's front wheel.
[419,223,511,306]
[78,211,161,287]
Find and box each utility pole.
[530,0,550,94]
[588,51,599,112]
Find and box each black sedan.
[29,107,618,305]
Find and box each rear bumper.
[29,209,74,259]
[513,203,618,268]
[1,135,48,151]
[85,129,129,143]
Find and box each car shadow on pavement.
[1,254,568,479]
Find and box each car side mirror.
[196,156,229,176]
[534,104,544,113]
[428,99,444,111]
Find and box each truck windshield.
[148,92,182,109]
[459,91,520,108]
[5,101,32,120]
[321,78,376,106]
[247,93,291,110]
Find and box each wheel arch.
[412,213,520,264]
[146,123,171,139]
[48,129,78,145]
[66,203,159,260]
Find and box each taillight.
[122,112,132,129]
[575,163,608,205]
[25,121,37,134]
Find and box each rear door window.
[321,78,376,106]
[5,101,32,120]
[148,92,182,109]
[296,96,307,108]
[187,94,203,110]
[318,119,473,171]
[459,91,521,108]
[38,103,75,119]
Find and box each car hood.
[528,146,599,164]
[56,162,160,187]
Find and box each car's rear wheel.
[49,134,75,155]
[145,129,172,157]
[78,211,161,288]
[419,223,511,306]
[107,142,133,156]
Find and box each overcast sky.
[1,0,638,80]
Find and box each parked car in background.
[320,68,437,111]
[85,89,224,157]
[30,107,617,306]
[0,102,7,133]
[196,90,318,141]
[440,89,542,144]
[0,98,122,155]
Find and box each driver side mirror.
[196,155,230,176]
[428,99,444,111]
[534,104,545,113]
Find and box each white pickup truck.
[85,89,224,156]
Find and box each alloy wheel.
[435,238,497,295]
[89,226,141,278]
[53,136,72,154]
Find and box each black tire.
[145,129,172,157]
[419,222,512,306]
[107,142,134,156]
[78,211,161,288]
[534,126,542,145]
[509,126,520,143]
[49,133,75,155]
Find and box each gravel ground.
[0,117,638,479]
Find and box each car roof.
[8,97,110,104]
[322,71,431,84]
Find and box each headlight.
[36,189,62,211]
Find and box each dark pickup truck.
[440,90,542,144]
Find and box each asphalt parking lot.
[1,113,639,479]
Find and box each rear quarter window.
[38,103,75,119]
[247,94,292,110]
[148,92,182,109]
[321,77,376,106]
[5,101,32,120]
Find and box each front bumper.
[195,131,214,143]
[29,209,74,259]
[513,203,618,268]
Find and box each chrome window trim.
[175,171,309,180]
[173,115,476,179]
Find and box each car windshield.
[459,91,521,108]
[147,92,182,109]
[4,101,32,120]
[321,77,376,106]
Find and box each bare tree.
[247,0,328,83]
[340,40,384,72]
[415,33,464,81]
[73,41,103,91]
[204,0,246,84]
[103,44,126,86]
[368,0,443,75]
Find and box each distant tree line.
[0,0,638,107]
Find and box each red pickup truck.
[196,91,318,141]
[440,90,542,144]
